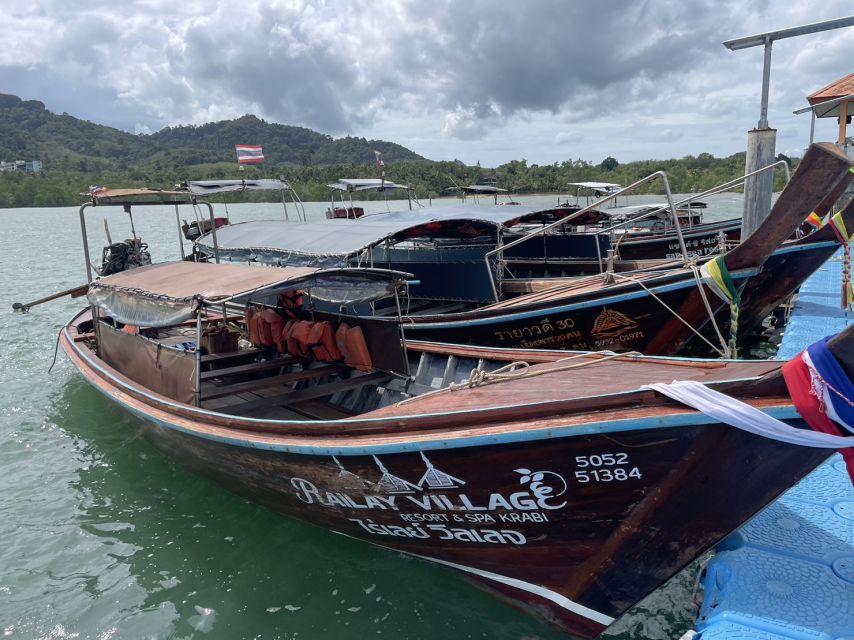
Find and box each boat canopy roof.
[567,182,622,190]
[85,188,198,205]
[87,261,409,327]
[600,202,708,218]
[328,178,410,192]
[194,204,555,266]
[462,184,507,193]
[185,179,292,195]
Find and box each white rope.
[395,350,640,406]
[448,350,641,391]
[449,360,531,390]
[645,380,854,448]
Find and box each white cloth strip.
[644,380,854,448]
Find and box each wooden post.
[742,128,777,240]
[840,100,849,146]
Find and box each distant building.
[0,159,42,173]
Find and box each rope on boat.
[828,211,853,310]
[394,349,642,406]
[609,272,729,357]
[47,327,63,374]
[448,350,642,391]
[449,360,531,389]
[688,262,731,358]
[699,255,743,358]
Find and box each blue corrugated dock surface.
[695,251,854,640]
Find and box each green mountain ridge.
[0,93,426,169]
[0,93,792,209]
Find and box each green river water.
[0,194,742,639]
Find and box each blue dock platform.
[695,251,854,640]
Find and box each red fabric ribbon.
[783,354,854,481]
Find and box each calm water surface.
[0,194,741,639]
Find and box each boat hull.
[403,269,737,353]
[403,236,842,354]
[61,326,829,637]
[615,219,740,261]
[502,219,741,265]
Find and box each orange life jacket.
[246,306,265,347]
[260,308,285,352]
[337,323,372,372]
[257,311,274,347]
[335,322,351,362]
[279,289,304,320]
[287,320,315,358]
[311,321,342,362]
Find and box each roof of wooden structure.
[806,73,854,117]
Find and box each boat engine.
[100,238,152,275]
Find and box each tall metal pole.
[723,16,854,238]
[758,38,773,129]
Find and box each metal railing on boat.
[484,159,792,301]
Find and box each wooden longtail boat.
[60,258,854,638]
[402,144,853,354]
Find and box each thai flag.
[235,144,264,164]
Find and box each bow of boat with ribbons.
[647,327,854,482]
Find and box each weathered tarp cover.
[186,179,291,194]
[195,204,555,266]
[89,188,194,204]
[87,261,406,326]
[329,178,409,192]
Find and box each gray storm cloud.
[0,0,852,163]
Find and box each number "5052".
[574,453,642,483]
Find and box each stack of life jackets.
[244,305,372,372]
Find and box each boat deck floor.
[363,354,780,419]
[484,270,677,309]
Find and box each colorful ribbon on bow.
[805,212,825,230]
[827,211,852,310]
[783,335,854,480]
[700,255,742,358]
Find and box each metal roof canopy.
[462,185,507,193]
[194,204,556,264]
[723,16,854,128]
[567,182,621,190]
[329,178,410,192]
[186,179,292,195]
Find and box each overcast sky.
[1,1,852,166]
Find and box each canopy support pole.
[194,312,202,407]
[175,204,186,260]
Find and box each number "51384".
[574,453,642,483]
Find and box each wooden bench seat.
[200,356,298,380]
[200,364,345,401]
[200,348,260,363]
[229,371,390,415]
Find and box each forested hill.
[0,92,793,208]
[0,93,424,171]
